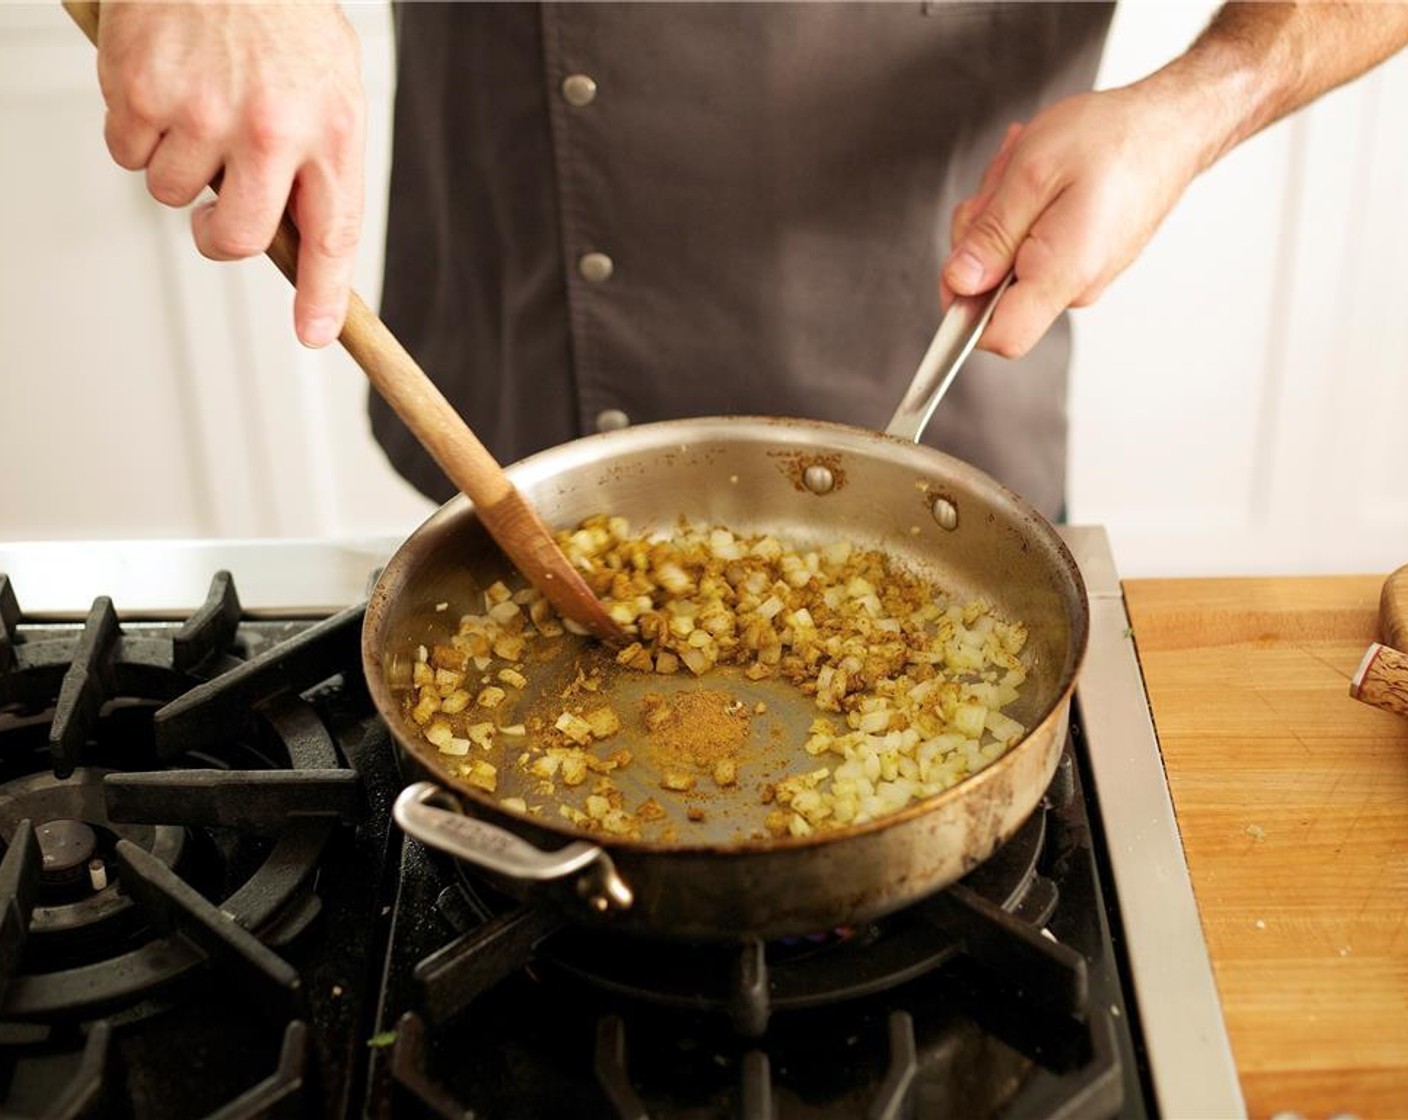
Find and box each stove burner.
[0,768,185,939]
[36,819,97,881]
[0,574,364,1021]
[529,801,1058,1036]
[409,771,1064,1043]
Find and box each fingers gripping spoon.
[62,0,625,645]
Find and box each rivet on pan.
[931,496,959,531]
[803,465,835,495]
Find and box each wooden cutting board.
[1123,576,1408,1119]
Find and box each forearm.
[1135,2,1408,173]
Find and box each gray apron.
[374,2,1115,519]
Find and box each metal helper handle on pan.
[884,274,1015,444]
[393,783,634,915]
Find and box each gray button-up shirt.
[373,2,1115,518]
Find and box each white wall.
[1,2,1404,577]
[0,1,433,543]
[1069,1,1408,575]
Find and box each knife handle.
[1351,643,1408,719]
[1351,565,1408,719]
[1381,564,1408,655]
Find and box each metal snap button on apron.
[595,409,630,433]
[578,253,614,283]
[561,74,597,107]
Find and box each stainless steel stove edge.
[1061,525,1246,1119]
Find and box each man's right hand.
[97,2,365,348]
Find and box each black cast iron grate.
[0,573,372,1119]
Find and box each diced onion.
[402,513,1032,837]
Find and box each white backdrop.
[2,2,1405,577]
[1068,1,1408,575]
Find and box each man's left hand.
[941,87,1204,358]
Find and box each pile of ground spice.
[641,689,750,780]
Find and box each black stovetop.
[0,572,1151,1119]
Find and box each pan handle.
[393,782,634,914]
[884,273,1015,444]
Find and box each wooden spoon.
[1350,565,1408,719]
[63,1,624,645]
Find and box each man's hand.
[941,91,1203,359]
[945,2,1408,360]
[97,2,364,348]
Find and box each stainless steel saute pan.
[368,283,1088,941]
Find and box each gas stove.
[0,529,1243,1118]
